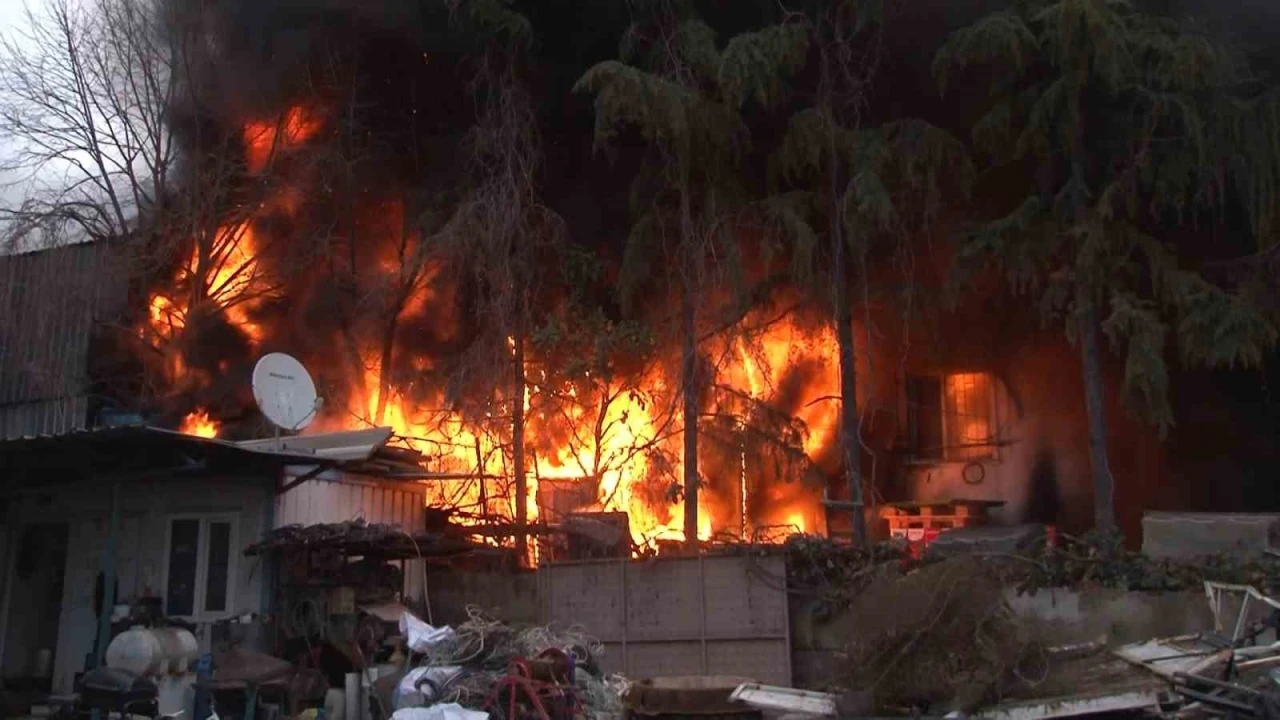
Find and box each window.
[905,372,997,462]
[164,514,238,619]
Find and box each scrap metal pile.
[386,608,627,720]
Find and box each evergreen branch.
[1170,271,1277,370]
[718,22,810,110]
[1101,290,1173,433]
[882,119,975,219]
[445,0,534,45]
[573,60,747,161]
[672,19,720,84]
[757,190,820,282]
[933,9,1038,96]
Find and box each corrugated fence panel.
[274,476,430,530]
[0,242,127,439]
[539,554,792,685]
[274,475,430,603]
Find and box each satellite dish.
[252,353,320,432]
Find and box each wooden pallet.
[880,499,1003,534]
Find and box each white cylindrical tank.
[153,627,199,674]
[105,627,199,676]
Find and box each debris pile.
[387,607,627,720]
[245,520,495,561]
[839,557,1041,713]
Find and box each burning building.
[31,0,1275,559]
[86,0,858,554]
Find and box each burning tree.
[937,0,1280,530]
[760,0,974,543]
[0,0,305,422]
[574,0,812,546]
[428,0,564,556]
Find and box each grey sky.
[0,3,26,40]
[0,0,102,252]
[0,2,36,232]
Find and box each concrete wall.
[1142,512,1280,560]
[789,585,1212,689]
[1002,587,1213,645]
[539,555,792,685]
[357,554,1214,691]
[898,371,1059,527]
[424,570,540,626]
[0,474,272,693]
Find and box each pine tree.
[574,0,808,547]
[762,1,973,544]
[935,0,1280,531]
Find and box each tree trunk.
[374,312,400,426]
[682,281,700,549]
[513,331,528,563]
[1079,301,1116,531]
[833,243,867,545]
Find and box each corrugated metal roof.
[0,425,339,484]
[0,242,128,439]
[233,427,395,462]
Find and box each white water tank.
[105,627,199,676]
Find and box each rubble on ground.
[814,552,1280,719]
[838,556,1040,713]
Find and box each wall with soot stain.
[846,280,1174,541]
[889,336,1169,537]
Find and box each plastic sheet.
[390,702,490,720]
[400,611,458,653]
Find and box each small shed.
[0,425,331,694]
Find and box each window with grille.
[905,372,996,461]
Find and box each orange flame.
[146,102,845,556]
[180,409,219,438]
[243,106,324,173]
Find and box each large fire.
[144,105,842,553]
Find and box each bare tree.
[427,1,560,560]
[0,0,182,251]
[576,0,808,547]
